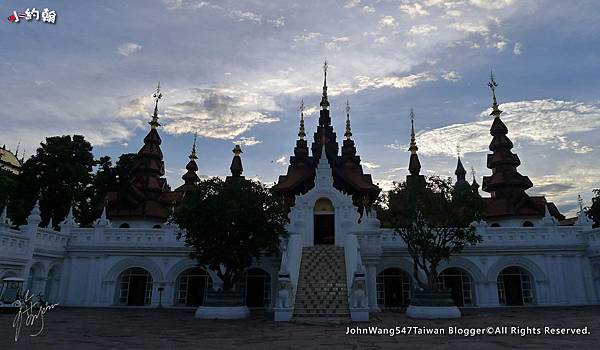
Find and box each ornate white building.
[1,75,599,322]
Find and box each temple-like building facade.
[1,72,600,321]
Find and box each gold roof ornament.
[233,144,243,156]
[488,71,503,118]
[298,99,306,140]
[150,81,162,129]
[408,108,418,154]
[320,60,330,110]
[189,133,198,160]
[344,100,353,140]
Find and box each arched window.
[45,265,61,303]
[240,268,271,308]
[27,263,43,295]
[118,267,153,306]
[438,268,473,307]
[119,223,130,228]
[522,221,534,227]
[314,198,335,245]
[152,224,162,229]
[376,268,411,309]
[175,268,210,307]
[490,223,501,227]
[497,266,534,306]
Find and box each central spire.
[320,60,330,110]
[150,81,162,129]
[407,108,421,176]
[408,108,418,155]
[344,100,353,140]
[230,144,244,177]
[488,71,502,118]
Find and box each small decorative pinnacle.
[298,99,306,140]
[578,194,584,212]
[488,71,502,118]
[471,166,476,182]
[189,133,198,160]
[344,100,353,140]
[320,60,330,110]
[408,108,418,154]
[150,81,163,129]
[230,145,244,177]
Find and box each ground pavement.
[0,306,598,349]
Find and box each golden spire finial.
[344,100,353,140]
[189,133,198,160]
[298,99,306,140]
[456,144,462,159]
[488,71,502,118]
[150,81,163,129]
[233,144,243,156]
[320,60,330,109]
[408,108,418,154]
[471,165,476,181]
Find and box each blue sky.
[1,0,599,216]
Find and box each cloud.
[400,3,429,18]
[118,87,280,140]
[362,161,380,169]
[411,99,600,157]
[274,155,288,166]
[442,71,461,82]
[378,15,398,28]
[469,0,515,10]
[344,0,361,9]
[513,42,523,55]
[293,32,322,42]
[354,72,437,91]
[409,24,438,36]
[268,16,286,27]
[362,6,376,13]
[448,21,490,35]
[229,10,262,24]
[117,42,142,56]
[233,136,262,146]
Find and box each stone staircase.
[293,245,350,320]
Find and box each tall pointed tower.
[406,109,425,187]
[480,73,563,221]
[175,134,201,193]
[106,83,179,224]
[273,62,380,213]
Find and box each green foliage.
[173,177,288,291]
[13,135,96,227]
[589,189,600,228]
[380,176,484,291]
[0,169,17,207]
[90,153,137,214]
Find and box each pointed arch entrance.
[314,197,335,244]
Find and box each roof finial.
[298,99,306,140]
[344,100,353,140]
[320,60,330,110]
[471,166,476,182]
[409,108,418,154]
[190,133,198,160]
[230,145,244,177]
[15,142,20,156]
[150,81,162,129]
[488,71,502,118]
[456,144,462,159]
[578,194,584,212]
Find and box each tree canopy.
[380,176,484,291]
[173,177,288,291]
[589,189,600,228]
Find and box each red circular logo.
[8,15,16,22]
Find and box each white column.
[365,262,380,312]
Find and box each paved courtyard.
[0,306,598,349]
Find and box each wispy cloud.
[117,42,142,56]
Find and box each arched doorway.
[242,268,271,308]
[45,265,61,303]
[376,268,411,309]
[497,266,534,306]
[27,263,43,295]
[314,198,335,245]
[118,267,153,306]
[438,268,473,307]
[175,267,209,307]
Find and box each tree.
[173,177,288,292]
[589,189,600,228]
[13,135,96,227]
[0,168,17,208]
[381,176,484,291]
[90,153,137,215]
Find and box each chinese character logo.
[7,8,56,24]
